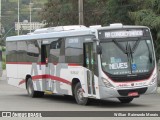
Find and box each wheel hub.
[77,88,84,101]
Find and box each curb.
[0,70,6,81]
[157,87,160,94]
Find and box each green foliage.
[2,53,6,70]
[41,0,135,26]
[129,0,160,60]
[84,0,108,26]
[41,0,78,26]
[105,0,135,25]
[1,0,47,39]
[2,47,6,52]
[0,39,5,46]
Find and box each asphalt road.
[0,80,160,120]
[0,80,160,111]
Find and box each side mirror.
[97,45,102,54]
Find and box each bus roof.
[6,24,149,42]
[6,28,95,42]
[96,25,149,31]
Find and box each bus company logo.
[117,83,130,87]
[2,112,11,117]
[70,71,79,75]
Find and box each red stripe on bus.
[6,62,80,66]
[18,79,26,85]
[7,62,32,64]
[19,75,71,86]
[6,62,45,65]
[68,63,80,66]
[49,75,71,85]
[32,74,71,85]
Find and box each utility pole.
[0,0,2,77]
[78,0,84,25]
[0,0,1,36]
[18,0,20,35]
[29,2,33,33]
[30,2,31,33]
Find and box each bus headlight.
[102,77,114,88]
[149,75,157,85]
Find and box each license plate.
[128,92,139,97]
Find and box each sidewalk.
[0,70,6,81]
[157,87,160,94]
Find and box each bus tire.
[74,82,89,105]
[27,78,44,98]
[118,97,133,103]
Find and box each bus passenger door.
[84,42,97,97]
[41,44,51,91]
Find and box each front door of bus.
[41,44,51,91]
[84,42,97,96]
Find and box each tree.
[41,0,78,26]
[41,0,135,26]
[105,0,137,25]
[129,0,160,60]
[1,0,47,41]
[84,0,108,26]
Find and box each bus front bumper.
[99,83,157,99]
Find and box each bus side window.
[49,40,62,63]
[65,37,83,64]
[6,41,17,62]
[27,40,40,62]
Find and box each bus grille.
[118,87,148,96]
[108,72,151,82]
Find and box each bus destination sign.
[98,30,144,39]
[104,30,143,38]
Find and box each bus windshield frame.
[98,28,155,80]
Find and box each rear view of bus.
[97,24,157,103]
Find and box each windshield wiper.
[131,38,140,53]
[129,44,133,63]
[125,42,134,74]
[113,39,126,54]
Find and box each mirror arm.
[97,45,102,54]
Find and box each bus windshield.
[100,39,154,75]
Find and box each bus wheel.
[27,78,44,98]
[118,97,133,103]
[74,82,88,105]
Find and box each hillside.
[1,0,48,38]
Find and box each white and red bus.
[6,24,157,105]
